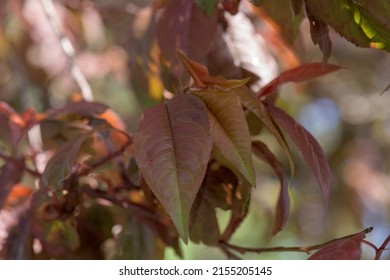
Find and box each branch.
[220,227,374,256]
[77,138,132,177]
[40,0,93,101]
[375,234,390,260]
[0,150,41,178]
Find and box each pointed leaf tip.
[266,101,331,205]
[133,93,212,241]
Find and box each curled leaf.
[252,140,289,236]
[266,101,331,205]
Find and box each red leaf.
[133,93,212,242]
[258,63,342,98]
[309,228,373,260]
[252,140,290,236]
[306,4,332,63]
[156,0,217,76]
[266,101,331,204]
[0,162,24,210]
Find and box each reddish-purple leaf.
[156,0,217,76]
[306,4,332,63]
[0,162,24,210]
[252,140,289,236]
[258,63,342,98]
[133,93,212,242]
[309,228,373,260]
[266,101,331,205]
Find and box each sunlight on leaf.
[192,90,255,187]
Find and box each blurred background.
[0,0,389,259]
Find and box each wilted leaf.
[0,162,24,210]
[156,0,217,77]
[194,0,218,17]
[266,101,331,204]
[40,132,93,192]
[192,90,255,187]
[306,4,332,63]
[133,93,212,242]
[252,140,289,235]
[305,0,390,51]
[258,63,342,98]
[308,227,373,260]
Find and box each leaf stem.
[77,138,132,176]
[0,150,41,178]
[220,227,374,256]
[40,0,93,101]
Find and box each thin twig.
[40,0,93,101]
[220,227,374,256]
[77,138,132,176]
[375,234,390,260]
[0,150,41,178]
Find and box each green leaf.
[133,93,212,242]
[192,89,256,187]
[194,0,218,17]
[306,0,390,51]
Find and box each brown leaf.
[252,140,289,235]
[266,101,331,205]
[133,93,212,242]
[258,63,342,98]
[308,227,373,260]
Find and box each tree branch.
[0,150,41,178]
[40,0,93,101]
